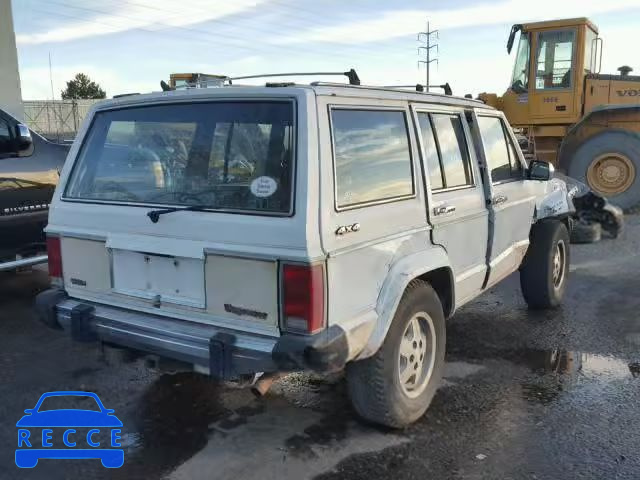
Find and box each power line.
[417,21,438,92]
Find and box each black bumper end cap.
[272,325,349,373]
[35,288,67,329]
[70,303,97,342]
[209,332,236,381]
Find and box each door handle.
[492,195,508,205]
[433,204,456,216]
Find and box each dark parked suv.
[0,107,69,270]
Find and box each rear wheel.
[346,280,446,428]
[520,221,570,309]
[568,130,640,210]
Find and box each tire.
[346,280,446,428]
[570,221,601,244]
[520,221,570,309]
[567,130,640,210]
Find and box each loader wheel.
[568,130,640,210]
[570,221,601,244]
[520,221,570,309]
[346,280,445,428]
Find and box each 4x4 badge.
[335,223,361,236]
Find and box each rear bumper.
[35,289,348,379]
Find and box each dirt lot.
[2,217,639,480]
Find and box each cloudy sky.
[11,0,640,100]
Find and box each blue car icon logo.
[16,391,124,468]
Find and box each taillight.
[282,263,325,334]
[46,236,63,284]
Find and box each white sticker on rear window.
[250,176,278,198]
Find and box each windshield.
[65,101,295,215]
[510,32,530,92]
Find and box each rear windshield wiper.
[147,205,210,223]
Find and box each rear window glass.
[65,101,295,215]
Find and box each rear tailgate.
[58,232,281,335]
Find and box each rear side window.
[477,116,522,183]
[65,101,295,215]
[331,109,414,208]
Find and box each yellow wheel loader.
[479,18,640,209]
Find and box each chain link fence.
[23,100,101,142]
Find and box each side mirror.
[16,124,33,151]
[528,160,553,181]
[23,409,34,414]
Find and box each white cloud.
[16,0,265,45]
[277,0,640,44]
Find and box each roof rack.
[308,82,485,104]
[160,69,361,92]
[228,69,360,85]
[384,83,452,95]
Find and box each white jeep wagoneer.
[36,78,573,427]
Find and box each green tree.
[61,73,106,99]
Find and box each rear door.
[317,96,427,329]
[472,112,538,287]
[413,106,489,306]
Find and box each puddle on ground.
[518,349,636,379]
[518,349,637,405]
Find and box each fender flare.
[357,246,453,359]
[558,104,640,172]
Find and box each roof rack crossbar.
[384,83,452,95]
[229,69,360,85]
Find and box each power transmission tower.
[418,21,438,92]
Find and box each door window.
[477,116,522,183]
[332,109,414,208]
[430,113,473,189]
[535,29,576,89]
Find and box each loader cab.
[502,18,600,127]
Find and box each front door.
[472,112,539,287]
[413,107,489,306]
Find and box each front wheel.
[520,221,570,309]
[346,280,446,428]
